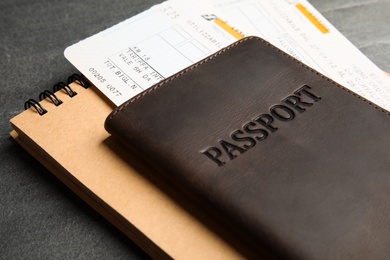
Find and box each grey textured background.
[1,0,389,259]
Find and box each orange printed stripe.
[296,4,329,34]
[214,18,245,40]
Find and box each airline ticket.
[65,0,390,110]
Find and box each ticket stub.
[65,1,238,105]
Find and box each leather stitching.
[107,36,390,121]
[107,37,249,121]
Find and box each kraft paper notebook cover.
[105,37,390,259]
[10,80,251,259]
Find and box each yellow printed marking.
[296,4,329,34]
[214,18,245,40]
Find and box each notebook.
[10,77,259,259]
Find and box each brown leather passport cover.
[105,37,390,259]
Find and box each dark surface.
[1,0,389,259]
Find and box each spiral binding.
[53,82,77,98]
[24,99,48,116]
[39,90,63,106]
[24,74,90,116]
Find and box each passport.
[105,37,390,259]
